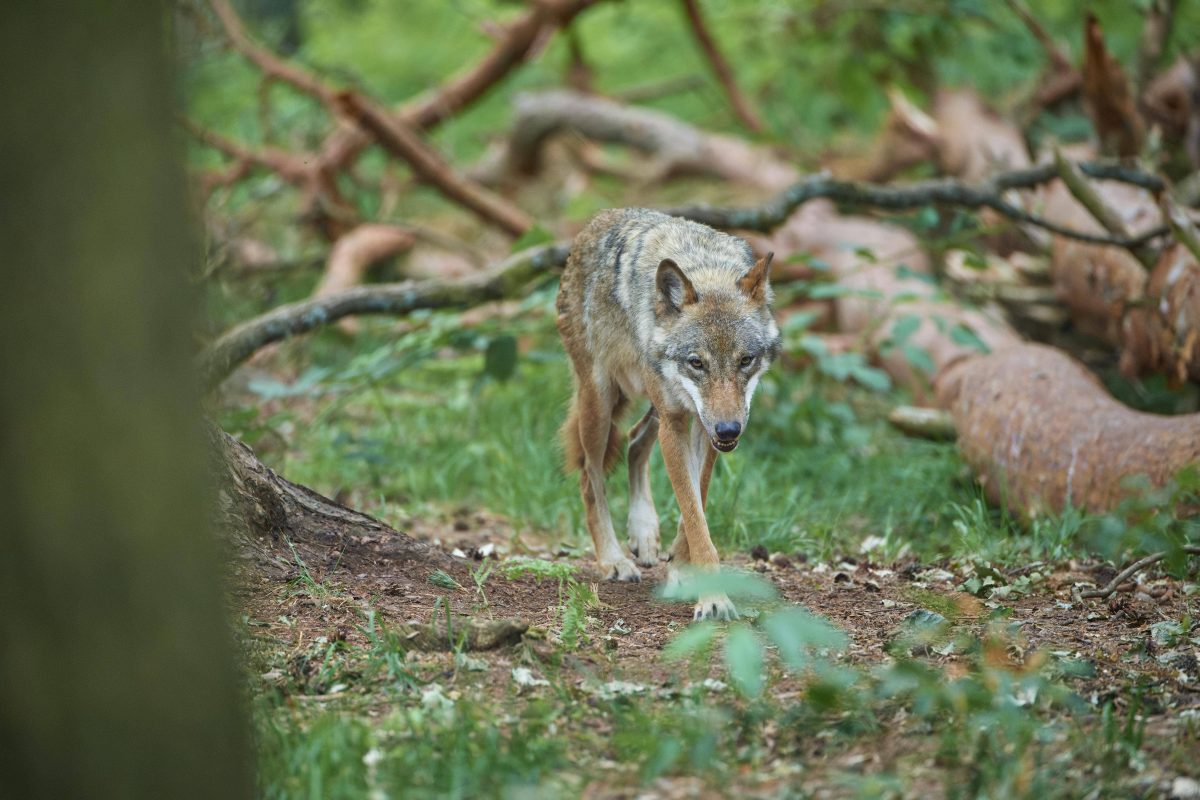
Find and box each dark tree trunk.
[0,3,252,797]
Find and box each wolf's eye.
[687,357,704,370]
[740,355,755,368]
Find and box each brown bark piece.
[937,344,1200,517]
[1083,14,1146,157]
[217,428,448,568]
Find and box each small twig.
[1051,147,1157,269]
[1079,546,1200,599]
[679,0,764,133]
[1002,0,1073,70]
[615,74,705,104]
[208,0,334,104]
[1161,195,1200,264]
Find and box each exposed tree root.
[215,427,448,568]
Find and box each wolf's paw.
[600,557,641,583]
[693,593,738,622]
[628,532,661,568]
[627,507,661,567]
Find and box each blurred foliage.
[184,0,1200,160]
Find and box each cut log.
[937,344,1200,517]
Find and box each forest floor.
[234,474,1200,798]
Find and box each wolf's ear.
[738,252,773,303]
[656,258,698,314]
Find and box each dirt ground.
[236,509,1200,713]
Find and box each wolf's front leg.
[659,412,736,621]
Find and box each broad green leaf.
[761,607,847,671]
[663,621,717,662]
[724,626,765,698]
[483,335,518,382]
[889,315,922,346]
[901,343,936,375]
[509,224,554,252]
[949,323,991,354]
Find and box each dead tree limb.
[679,0,764,133]
[209,0,334,104]
[198,0,602,207]
[1078,546,1200,599]
[198,243,569,390]
[335,90,532,236]
[499,90,797,190]
[1003,0,1081,112]
[1051,147,1157,269]
[665,165,1169,249]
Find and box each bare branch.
[198,243,569,390]
[1079,546,1200,599]
[208,0,333,104]
[335,90,532,236]
[179,117,314,183]
[1161,194,1200,264]
[679,0,764,133]
[664,163,1169,251]
[1051,147,1157,269]
[1002,0,1072,70]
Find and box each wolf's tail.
[560,396,625,475]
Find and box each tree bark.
[216,430,448,569]
[937,344,1200,517]
[0,2,251,797]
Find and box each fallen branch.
[198,0,601,207]
[198,243,569,390]
[335,90,532,236]
[1161,195,1200,263]
[499,89,797,191]
[1052,147,1157,269]
[679,0,763,133]
[665,164,1169,249]
[209,0,334,104]
[1079,546,1200,599]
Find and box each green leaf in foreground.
[760,607,847,670]
[656,569,779,603]
[662,621,718,662]
[483,335,519,383]
[724,626,765,698]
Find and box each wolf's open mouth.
[711,438,739,453]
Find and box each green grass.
[224,294,984,562]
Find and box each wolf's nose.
[714,421,741,442]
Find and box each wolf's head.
[652,253,781,452]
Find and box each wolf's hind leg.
[626,406,661,567]
[574,378,640,582]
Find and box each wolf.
[556,208,780,621]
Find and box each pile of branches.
[189,1,1200,586]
